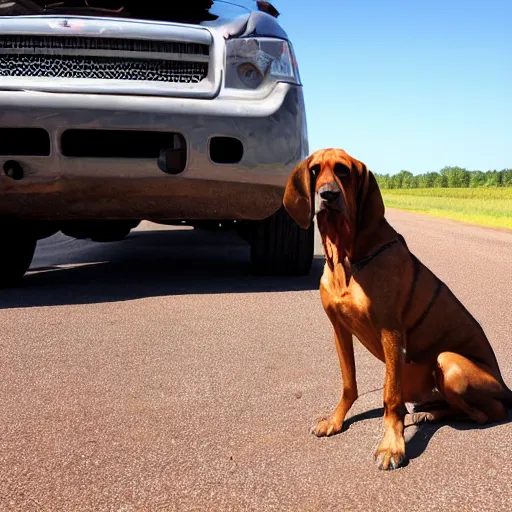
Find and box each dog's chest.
[321,266,385,360]
[321,267,371,331]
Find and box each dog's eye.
[334,163,350,178]
[310,164,321,177]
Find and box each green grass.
[381,188,512,230]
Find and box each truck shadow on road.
[0,227,325,309]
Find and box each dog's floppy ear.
[283,157,314,229]
[354,160,385,231]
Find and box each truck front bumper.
[0,83,308,221]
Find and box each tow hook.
[3,160,24,180]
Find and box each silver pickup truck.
[0,0,311,285]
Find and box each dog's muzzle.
[316,182,342,214]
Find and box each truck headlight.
[225,37,301,90]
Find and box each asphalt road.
[1,209,511,511]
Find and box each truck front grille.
[0,55,207,83]
[0,35,209,55]
[0,35,209,83]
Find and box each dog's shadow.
[342,406,512,465]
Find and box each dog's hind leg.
[404,407,456,427]
[435,352,510,425]
[401,363,454,427]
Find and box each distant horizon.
[374,164,512,177]
[375,166,511,189]
[276,0,511,175]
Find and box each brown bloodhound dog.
[283,148,512,470]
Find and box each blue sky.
[275,0,511,175]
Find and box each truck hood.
[0,0,280,24]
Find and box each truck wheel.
[250,206,314,276]
[0,227,37,287]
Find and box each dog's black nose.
[320,190,341,202]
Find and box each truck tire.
[250,207,314,276]
[0,227,37,287]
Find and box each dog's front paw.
[311,415,344,438]
[374,440,407,470]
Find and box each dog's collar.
[350,238,402,275]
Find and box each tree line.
[374,167,512,189]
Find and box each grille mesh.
[0,35,209,56]
[0,35,209,83]
[0,54,207,82]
